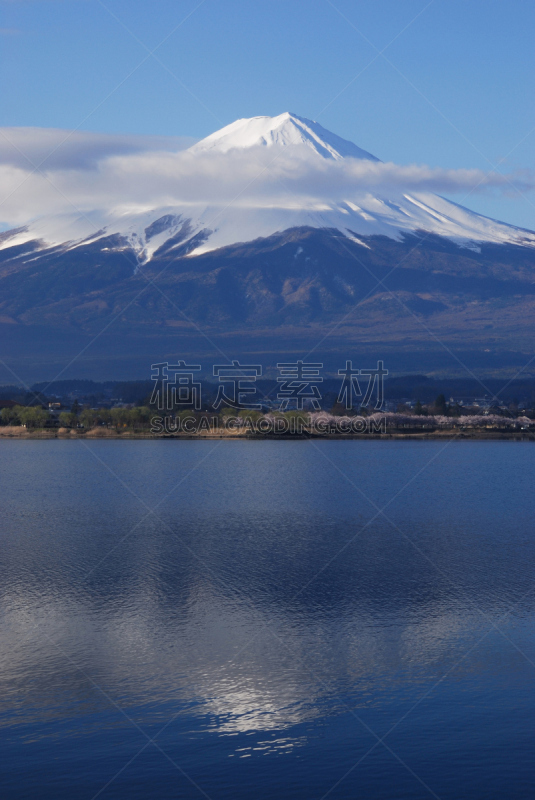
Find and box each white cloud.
[0,127,533,227]
[0,127,197,170]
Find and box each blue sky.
[2,0,534,229]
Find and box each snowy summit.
[188,112,379,161]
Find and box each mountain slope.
[2,225,535,327]
[2,224,535,382]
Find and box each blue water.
[1,439,534,799]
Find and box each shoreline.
[1,428,534,441]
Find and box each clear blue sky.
[2,0,534,229]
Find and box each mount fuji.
[1,112,535,380]
[2,111,535,259]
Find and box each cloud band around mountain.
[0,127,532,227]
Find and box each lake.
[1,439,534,799]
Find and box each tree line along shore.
[1,401,534,439]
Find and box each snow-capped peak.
[188,112,379,161]
[3,113,535,260]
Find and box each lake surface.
[1,439,534,799]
